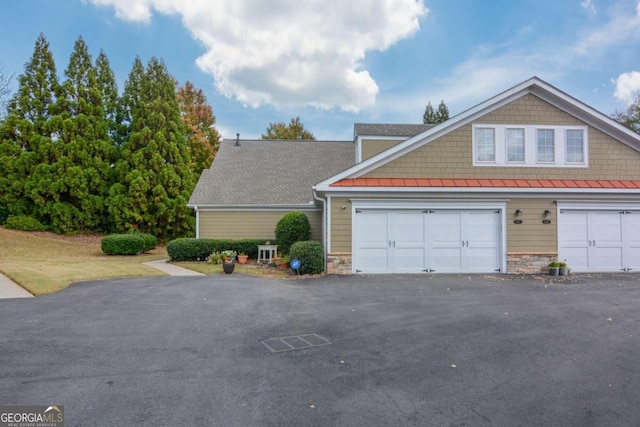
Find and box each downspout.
[311,186,327,273]
[194,206,200,239]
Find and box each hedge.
[4,215,47,231]
[275,211,311,254]
[289,240,324,275]
[101,234,145,255]
[167,238,274,261]
[130,232,157,252]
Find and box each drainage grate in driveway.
[261,334,331,353]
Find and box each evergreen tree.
[0,60,12,119]
[423,100,449,124]
[107,57,195,240]
[437,100,450,122]
[29,36,116,233]
[176,81,220,176]
[423,101,437,124]
[261,117,315,140]
[613,92,640,133]
[95,49,122,145]
[0,34,59,218]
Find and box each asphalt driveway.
[1,273,640,426]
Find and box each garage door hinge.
[494,268,501,272]
[355,209,362,214]
[423,210,435,214]
[356,269,362,273]
[494,210,500,214]
[423,268,434,273]
[621,267,633,272]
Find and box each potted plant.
[208,252,222,265]
[276,254,290,270]
[221,250,237,274]
[548,261,560,276]
[237,252,249,264]
[559,262,569,275]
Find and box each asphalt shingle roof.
[354,123,434,138]
[188,139,355,206]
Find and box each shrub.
[130,232,157,252]
[4,215,47,232]
[275,212,311,254]
[0,205,9,225]
[101,234,145,255]
[166,238,272,261]
[289,240,324,275]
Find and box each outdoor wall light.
[515,209,523,217]
[543,210,552,218]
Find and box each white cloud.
[581,0,597,15]
[88,0,427,112]
[614,71,640,104]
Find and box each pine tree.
[437,100,450,122]
[107,57,196,240]
[176,81,220,176]
[423,100,449,124]
[0,34,59,218]
[423,102,437,124]
[261,117,315,140]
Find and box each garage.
[353,207,503,274]
[558,205,640,272]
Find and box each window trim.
[475,127,496,163]
[505,128,525,163]
[472,124,588,168]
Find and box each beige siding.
[330,197,352,252]
[199,210,322,241]
[361,138,404,161]
[506,199,557,253]
[364,94,640,180]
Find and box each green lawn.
[0,227,168,295]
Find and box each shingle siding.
[363,94,640,180]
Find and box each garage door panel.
[559,208,637,272]
[626,213,640,270]
[358,248,390,273]
[354,208,502,274]
[562,247,589,271]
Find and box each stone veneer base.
[327,252,558,275]
[507,252,558,274]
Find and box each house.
[189,77,640,274]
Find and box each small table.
[257,245,278,264]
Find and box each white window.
[475,128,495,162]
[566,129,584,163]
[506,128,525,162]
[536,129,555,163]
[472,124,588,168]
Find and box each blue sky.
[1,0,639,140]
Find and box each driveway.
[1,274,640,426]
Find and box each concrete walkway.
[0,272,33,298]
[143,259,205,276]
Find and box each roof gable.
[316,77,640,191]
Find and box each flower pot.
[223,261,235,274]
[237,255,249,264]
[559,267,567,275]
[549,267,559,276]
[276,261,290,271]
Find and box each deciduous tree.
[261,117,315,140]
[177,81,220,176]
[613,92,640,133]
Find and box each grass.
[0,227,169,296]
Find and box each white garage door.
[354,209,501,274]
[558,210,640,272]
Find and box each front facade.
[315,78,640,275]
